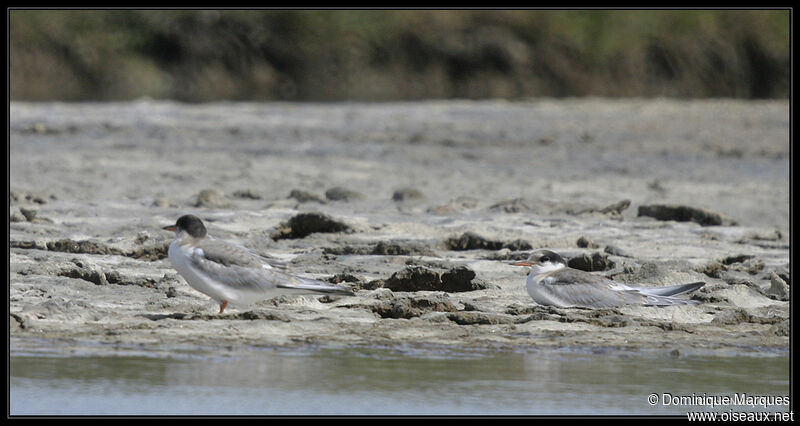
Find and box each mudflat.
[9,99,789,357]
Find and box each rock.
[427,196,480,215]
[58,259,109,286]
[766,272,789,301]
[232,189,262,199]
[270,212,351,240]
[711,308,755,325]
[567,200,630,218]
[721,254,755,265]
[126,242,170,261]
[446,312,515,325]
[711,308,785,325]
[576,236,599,248]
[19,207,37,222]
[371,294,458,319]
[768,321,790,337]
[599,199,631,215]
[638,204,737,226]
[603,245,630,257]
[325,273,366,285]
[742,229,783,241]
[697,261,727,278]
[152,196,174,208]
[489,197,533,213]
[134,232,150,245]
[10,189,50,205]
[288,189,326,203]
[195,189,231,208]
[10,207,26,222]
[46,239,124,256]
[568,252,615,272]
[325,186,364,201]
[392,188,425,202]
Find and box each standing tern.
[163,214,353,314]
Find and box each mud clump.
[372,293,458,319]
[383,265,483,292]
[568,252,615,272]
[270,212,352,240]
[638,204,737,226]
[445,232,531,251]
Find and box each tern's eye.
[540,255,550,262]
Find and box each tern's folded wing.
[188,248,286,292]
[197,238,290,271]
[188,241,352,295]
[540,274,647,308]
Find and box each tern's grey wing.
[189,239,353,295]
[187,247,287,292]
[540,271,647,308]
[198,238,289,271]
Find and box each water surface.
[10,345,790,416]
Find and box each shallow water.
[10,345,790,416]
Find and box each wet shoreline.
[10,99,789,358]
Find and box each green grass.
[9,10,790,101]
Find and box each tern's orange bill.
[513,261,532,267]
[163,225,177,231]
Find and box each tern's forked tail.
[277,276,356,296]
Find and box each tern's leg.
[219,300,228,314]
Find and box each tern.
[514,249,704,308]
[163,214,354,313]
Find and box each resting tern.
[513,249,704,309]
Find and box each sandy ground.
[9,99,790,357]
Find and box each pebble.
[392,188,425,202]
[195,189,230,208]
[325,186,364,202]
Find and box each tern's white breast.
[168,240,239,304]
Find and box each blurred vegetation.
[9,10,790,101]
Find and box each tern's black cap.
[530,249,566,265]
[164,214,207,238]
